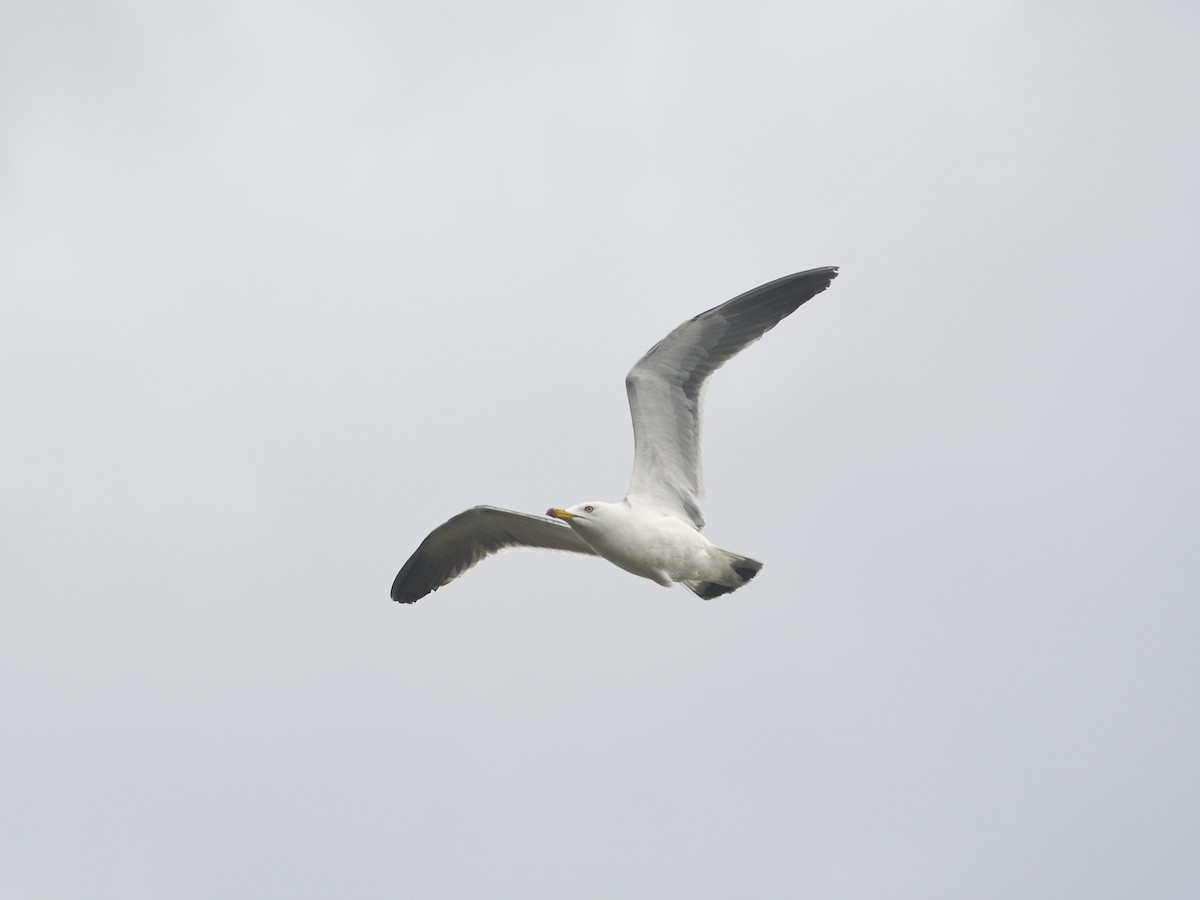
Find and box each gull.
[390,266,839,603]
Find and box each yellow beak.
[547,507,576,520]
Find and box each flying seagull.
[391,266,839,603]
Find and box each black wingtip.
[390,572,421,604]
[802,265,839,284]
[798,264,839,285]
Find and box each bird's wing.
[624,266,839,528]
[390,505,598,603]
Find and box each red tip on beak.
[546,508,557,518]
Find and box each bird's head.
[546,502,614,528]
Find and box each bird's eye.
[584,505,594,513]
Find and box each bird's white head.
[546,501,617,529]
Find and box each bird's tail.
[682,552,763,600]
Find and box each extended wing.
[624,266,838,528]
[390,505,598,603]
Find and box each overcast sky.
[3,1,1198,898]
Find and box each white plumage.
[391,266,839,603]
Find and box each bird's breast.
[574,512,710,585]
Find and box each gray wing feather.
[624,266,839,528]
[391,505,597,603]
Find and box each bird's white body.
[557,501,718,585]
[550,500,762,598]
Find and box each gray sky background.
[3,2,1198,897]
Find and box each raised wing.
[624,266,838,528]
[390,505,598,603]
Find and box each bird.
[390,266,839,603]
